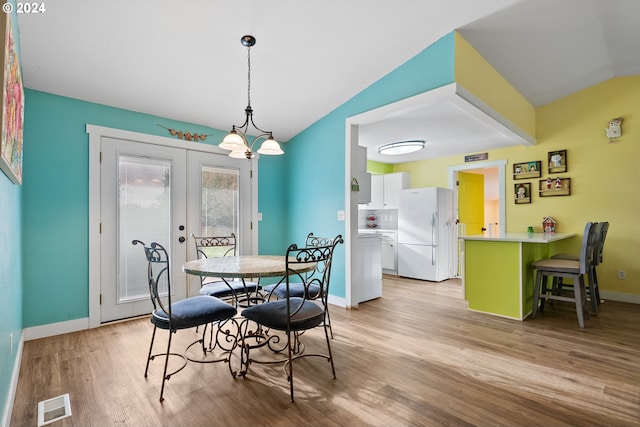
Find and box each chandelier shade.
[219,35,283,160]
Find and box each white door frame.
[448,159,507,236]
[87,124,258,328]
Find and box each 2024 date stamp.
[3,2,46,13]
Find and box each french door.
[97,134,253,323]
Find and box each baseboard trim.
[23,317,90,341]
[600,290,640,305]
[328,295,346,308]
[1,332,23,427]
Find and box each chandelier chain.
[246,45,251,108]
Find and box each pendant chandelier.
[219,35,283,159]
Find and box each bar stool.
[531,222,598,328]
[551,222,608,313]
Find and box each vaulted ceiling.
[17,0,640,162]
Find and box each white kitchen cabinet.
[355,234,382,303]
[362,172,409,209]
[380,231,397,272]
[383,172,409,209]
[354,146,372,204]
[368,174,384,208]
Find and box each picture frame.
[514,183,531,204]
[539,177,571,196]
[513,160,541,180]
[0,14,24,185]
[547,150,567,174]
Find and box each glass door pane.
[201,166,239,237]
[119,156,172,302]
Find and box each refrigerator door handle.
[432,245,435,266]
[432,212,437,245]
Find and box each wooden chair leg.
[586,269,598,314]
[532,271,543,318]
[573,274,586,329]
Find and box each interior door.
[457,171,484,235]
[100,137,188,322]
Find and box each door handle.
[178,236,186,243]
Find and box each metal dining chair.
[191,233,262,307]
[263,233,337,337]
[132,240,238,402]
[240,235,343,401]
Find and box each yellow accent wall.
[366,160,393,175]
[391,76,640,299]
[454,32,536,138]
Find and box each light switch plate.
[337,210,345,221]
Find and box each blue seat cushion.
[152,296,237,330]
[263,282,321,299]
[242,297,324,331]
[199,280,260,298]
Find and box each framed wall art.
[514,183,531,204]
[0,14,24,185]
[513,160,541,180]
[539,177,571,196]
[547,150,567,174]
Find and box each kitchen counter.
[459,232,576,320]
[459,232,575,243]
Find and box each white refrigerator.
[398,187,454,281]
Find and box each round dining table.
[182,255,316,279]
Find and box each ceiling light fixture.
[219,35,283,160]
[378,140,425,155]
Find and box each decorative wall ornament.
[605,117,622,141]
[157,124,211,141]
[514,183,531,204]
[547,149,567,174]
[513,160,541,180]
[539,177,570,196]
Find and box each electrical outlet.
[617,270,626,280]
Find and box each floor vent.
[37,393,72,426]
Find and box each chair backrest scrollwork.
[285,235,343,316]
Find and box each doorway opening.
[448,159,506,277]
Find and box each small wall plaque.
[464,153,488,162]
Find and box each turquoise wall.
[0,168,21,423]
[19,31,455,323]
[21,90,287,327]
[285,33,456,297]
[0,2,22,419]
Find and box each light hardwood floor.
[11,276,640,426]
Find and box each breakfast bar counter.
[459,232,575,320]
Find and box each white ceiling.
[17,0,640,163]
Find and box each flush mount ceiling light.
[219,35,283,160]
[378,140,425,155]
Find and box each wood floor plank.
[10,277,640,426]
